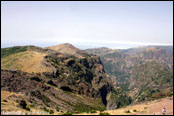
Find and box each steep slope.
[74,97,173,115]
[1,70,105,113]
[130,62,173,102]
[85,47,118,56]
[1,46,56,73]
[121,46,173,55]
[1,46,28,58]
[47,43,88,58]
[103,97,173,115]
[1,44,132,114]
[85,46,173,102]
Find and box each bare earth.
[1,51,54,73]
[1,91,173,115]
[74,97,173,115]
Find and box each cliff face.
[86,46,173,102]
[44,52,113,100]
[1,44,131,113]
[1,69,106,112]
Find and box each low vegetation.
[167,92,173,97]
[25,106,30,111]
[90,110,97,113]
[1,46,27,58]
[125,110,131,113]
[131,62,173,102]
[99,112,110,115]
[87,46,173,105]
[109,88,132,108]
[74,103,102,113]
[133,109,137,112]
[1,44,173,115]
[42,107,54,114]
[62,111,73,115]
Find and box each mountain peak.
[48,43,77,50]
[58,43,77,49]
[47,43,86,58]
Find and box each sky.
[1,1,173,49]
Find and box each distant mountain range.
[86,45,173,102]
[1,43,173,114]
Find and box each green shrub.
[29,104,35,108]
[167,92,173,97]
[62,111,73,115]
[25,107,30,111]
[133,109,137,112]
[90,110,97,113]
[110,88,132,108]
[99,112,110,115]
[49,110,54,114]
[125,110,130,113]
[42,107,54,114]
[56,108,60,112]
[99,109,105,112]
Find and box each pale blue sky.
[1,1,173,49]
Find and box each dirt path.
[146,97,173,115]
[104,97,173,115]
[74,97,173,115]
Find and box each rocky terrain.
[1,44,173,115]
[74,97,173,115]
[1,43,131,114]
[86,46,173,102]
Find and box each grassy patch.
[99,112,110,115]
[29,104,35,108]
[75,103,96,113]
[125,110,131,113]
[1,46,27,58]
[1,50,30,69]
[167,92,173,97]
[90,110,97,113]
[74,103,104,113]
[62,111,73,115]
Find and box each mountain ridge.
[85,45,173,102]
[1,43,173,114]
[1,43,132,114]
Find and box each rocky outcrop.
[1,49,120,112]
[1,69,105,112]
[85,46,173,103]
[1,44,133,112]
[44,53,113,100]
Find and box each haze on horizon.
[1,1,173,49]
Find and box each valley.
[1,43,173,115]
[86,45,173,102]
[75,97,173,115]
